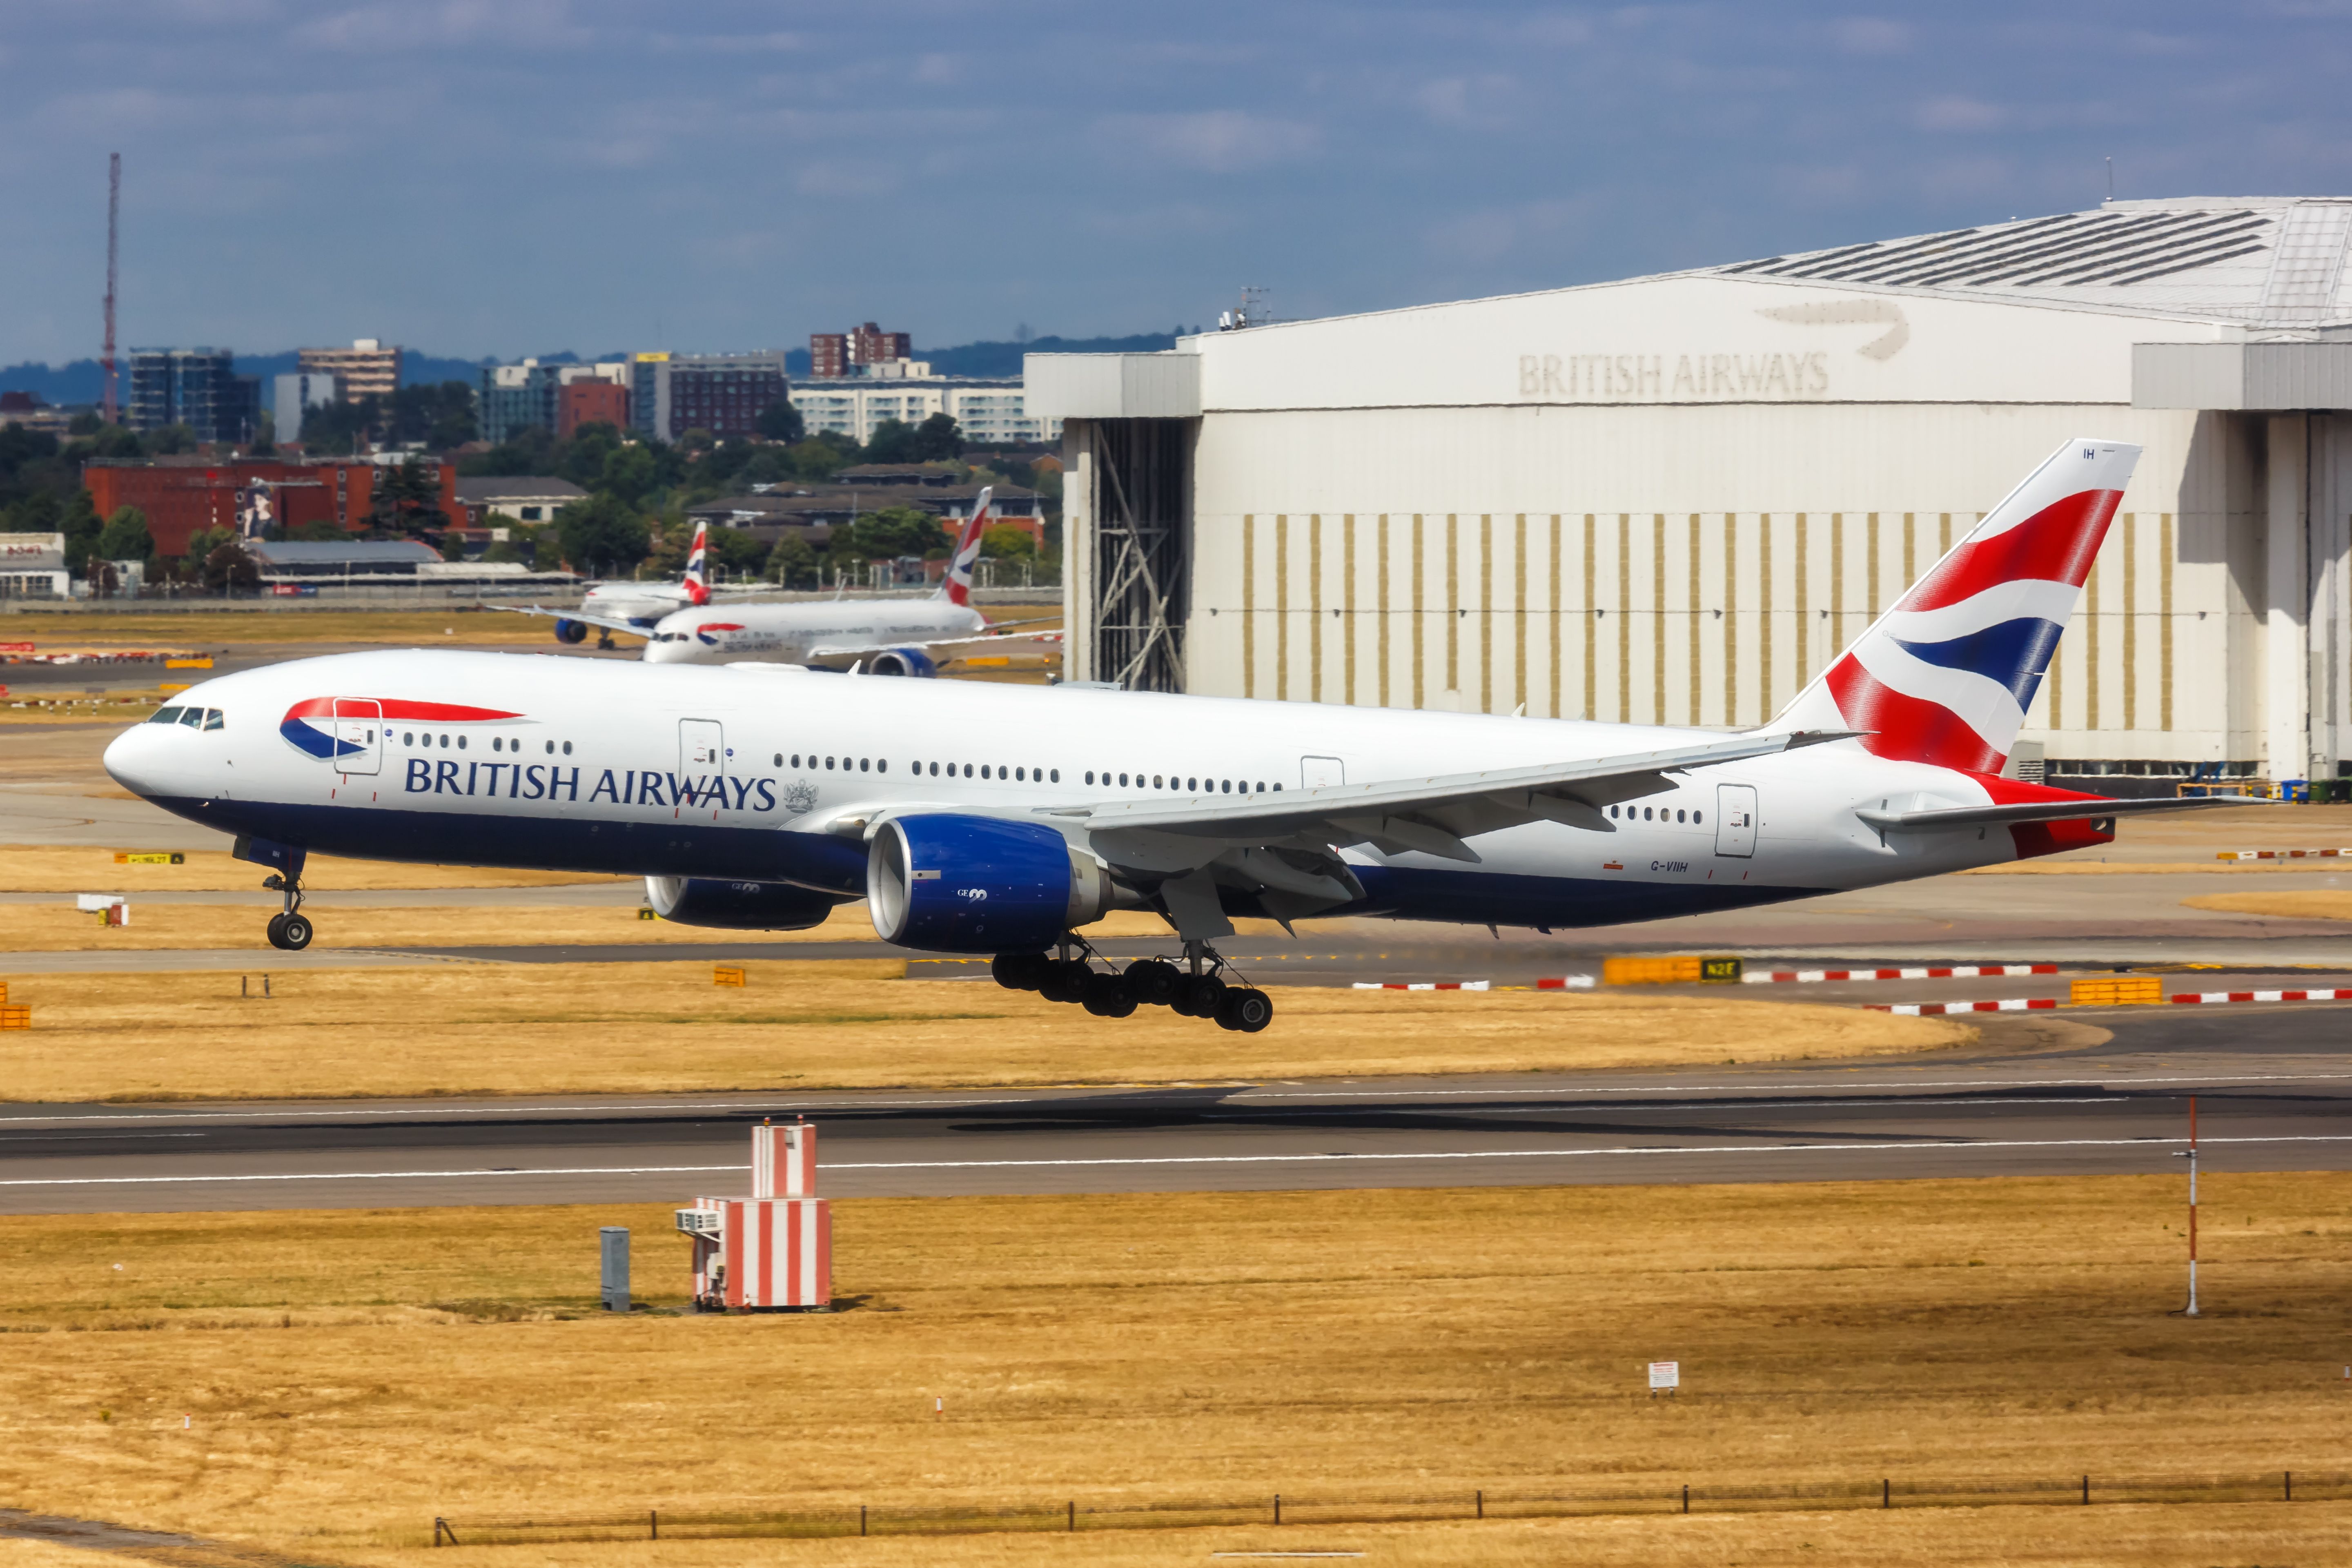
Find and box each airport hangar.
[1029,196,2352,798]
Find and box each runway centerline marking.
[8,1133,2352,1187]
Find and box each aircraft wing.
[1856,796,2266,832]
[488,604,657,638]
[1038,729,1855,864]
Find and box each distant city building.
[809,323,913,379]
[453,476,589,527]
[0,392,74,437]
[298,339,402,403]
[0,532,69,598]
[478,360,628,445]
[272,372,339,444]
[788,374,1058,446]
[127,349,258,443]
[85,457,458,557]
[557,379,629,439]
[628,350,788,443]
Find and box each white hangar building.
[1030,196,2352,795]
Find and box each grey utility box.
[599,1226,630,1312]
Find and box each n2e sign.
[1648,1361,1679,1393]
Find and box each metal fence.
[431,1470,2340,1546]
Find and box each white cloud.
[1098,110,1321,172]
[1915,94,2006,132]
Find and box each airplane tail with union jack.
[683,519,711,606]
[1766,438,2138,775]
[935,486,992,609]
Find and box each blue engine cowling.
[866,814,1107,952]
[644,875,852,931]
[553,618,589,644]
[866,646,938,677]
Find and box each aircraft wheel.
[1124,958,1183,1007]
[992,952,1049,991]
[265,913,290,949]
[1038,959,1092,1004]
[278,913,314,951]
[1082,972,1138,1018]
[1179,973,1227,1019]
[1218,987,1273,1033]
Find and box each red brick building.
[84,458,459,557]
[809,323,913,378]
[557,379,629,438]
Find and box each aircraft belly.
[1344,863,1829,929]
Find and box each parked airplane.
[541,519,771,647]
[107,439,2232,1032]
[515,489,1052,674]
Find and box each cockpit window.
[149,706,184,724]
[201,709,224,731]
[178,707,205,727]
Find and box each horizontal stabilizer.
[1856,796,2264,832]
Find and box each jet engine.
[643,875,852,931]
[866,815,1111,952]
[865,647,939,677]
[552,618,589,644]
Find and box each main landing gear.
[262,872,313,951]
[992,938,1272,1032]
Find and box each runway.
[2,1008,2346,1214]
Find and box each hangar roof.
[1709,197,2352,332]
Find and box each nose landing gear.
[262,873,312,951]
[992,938,1272,1031]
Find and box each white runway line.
[9,1133,2352,1187]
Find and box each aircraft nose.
[103,722,169,799]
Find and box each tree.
[97,506,152,561]
[143,423,198,456]
[756,401,805,443]
[554,493,651,576]
[200,534,260,593]
[369,458,447,537]
[706,525,769,578]
[285,517,349,541]
[766,532,818,589]
[910,412,964,460]
[388,382,479,448]
[849,504,949,561]
[600,442,658,506]
[787,433,858,480]
[862,419,918,464]
[980,523,1037,561]
[59,489,101,572]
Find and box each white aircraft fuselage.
[639,599,987,666]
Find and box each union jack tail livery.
[683,519,711,606]
[1768,438,2139,774]
[937,486,992,608]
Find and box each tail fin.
[1765,437,2140,773]
[938,486,991,607]
[684,519,710,606]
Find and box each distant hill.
[1,332,1188,407]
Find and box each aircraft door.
[1300,755,1345,788]
[332,698,382,776]
[680,718,726,774]
[1715,784,1757,858]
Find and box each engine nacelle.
[643,875,849,931]
[553,618,589,644]
[866,814,1108,952]
[865,646,938,677]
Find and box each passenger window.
[860,758,870,772]
[1016,767,1025,781]
[457,735,466,750]
[964,764,973,777]
[981,766,991,780]
[774,753,783,766]
[202,710,224,731]
[148,707,183,724]
[1050,769,1059,782]
[1676,809,1685,823]
[1694,811,1703,824]
[826,757,836,770]
[405,733,416,745]
[563,741,572,755]
[1120,773,1129,786]
[1187,777,1197,791]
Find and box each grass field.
[2183,889,2352,921]
[0,1175,2347,1566]
[0,845,620,893]
[0,959,1962,1100]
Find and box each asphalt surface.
[2,1008,2346,1214]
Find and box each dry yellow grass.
[1,1176,2347,1566]
[0,845,620,893]
[2182,889,2352,921]
[1965,857,2352,875]
[0,610,571,646]
[0,960,1963,1100]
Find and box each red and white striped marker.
[2217,848,2352,861]
[1870,998,2058,1016]
[1747,964,2057,985]
[1352,980,1492,991]
[2168,987,2352,1005]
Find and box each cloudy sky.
[4,1,2350,364]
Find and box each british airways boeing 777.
[105,439,2226,1032]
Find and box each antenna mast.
[102,152,120,424]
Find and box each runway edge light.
[677,1119,831,1311]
